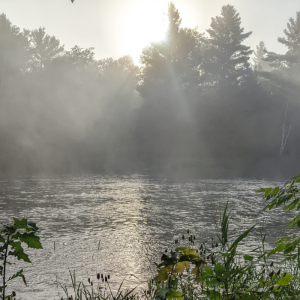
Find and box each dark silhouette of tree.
[135,3,205,171]
[261,12,300,161]
[203,5,252,88]
[67,46,95,68]
[29,27,64,71]
[138,3,203,98]
[0,14,30,89]
[264,12,300,76]
[262,12,300,94]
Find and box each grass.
[58,205,300,300]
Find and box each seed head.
[277,269,281,276]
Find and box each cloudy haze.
[1,0,299,63]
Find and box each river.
[0,174,295,300]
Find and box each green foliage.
[0,218,42,300]
[148,202,300,299]
[204,5,253,88]
[257,174,300,259]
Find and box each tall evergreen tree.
[138,2,203,98]
[252,41,271,72]
[264,11,300,77]
[136,3,203,169]
[203,5,252,88]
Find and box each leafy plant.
[151,200,300,300]
[0,218,42,300]
[257,174,300,260]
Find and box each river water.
[0,174,295,300]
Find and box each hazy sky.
[1,0,300,63]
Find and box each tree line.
[0,3,299,178]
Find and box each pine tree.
[203,5,252,88]
[137,2,203,98]
[252,41,271,71]
[278,11,300,57]
[136,3,203,168]
[264,12,300,76]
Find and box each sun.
[122,0,169,64]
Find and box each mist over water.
[1,2,300,300]
[0,4,299,178]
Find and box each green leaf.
[256,188,265,193]
[288,215,300,228]
[28,222,39,232]
[229,225,255,252]
[13,218,28,229]
[174,261,190,273]
[240,293,258,300]
[175,247,197,256]
[264,202,276,210]
[166,291,183,300]
[244,255,254,261]
[207,290,221,299]
[268,243,286,256]
[214,263,226,277]
[276,273,292,286]
[271,187,279,196]
[284,198,300,210]
[7,269,23,282]
[264,188,272,197]
[8,248,31,263]
[204,266,213,276]
[13,232,42,249]
[276,194,293,207]
[155,270,168,282]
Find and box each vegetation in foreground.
[2,175,300,299]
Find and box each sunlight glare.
[122,0,169,64]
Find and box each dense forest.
[0,4,299,178]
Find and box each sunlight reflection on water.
[0,175,295,300]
